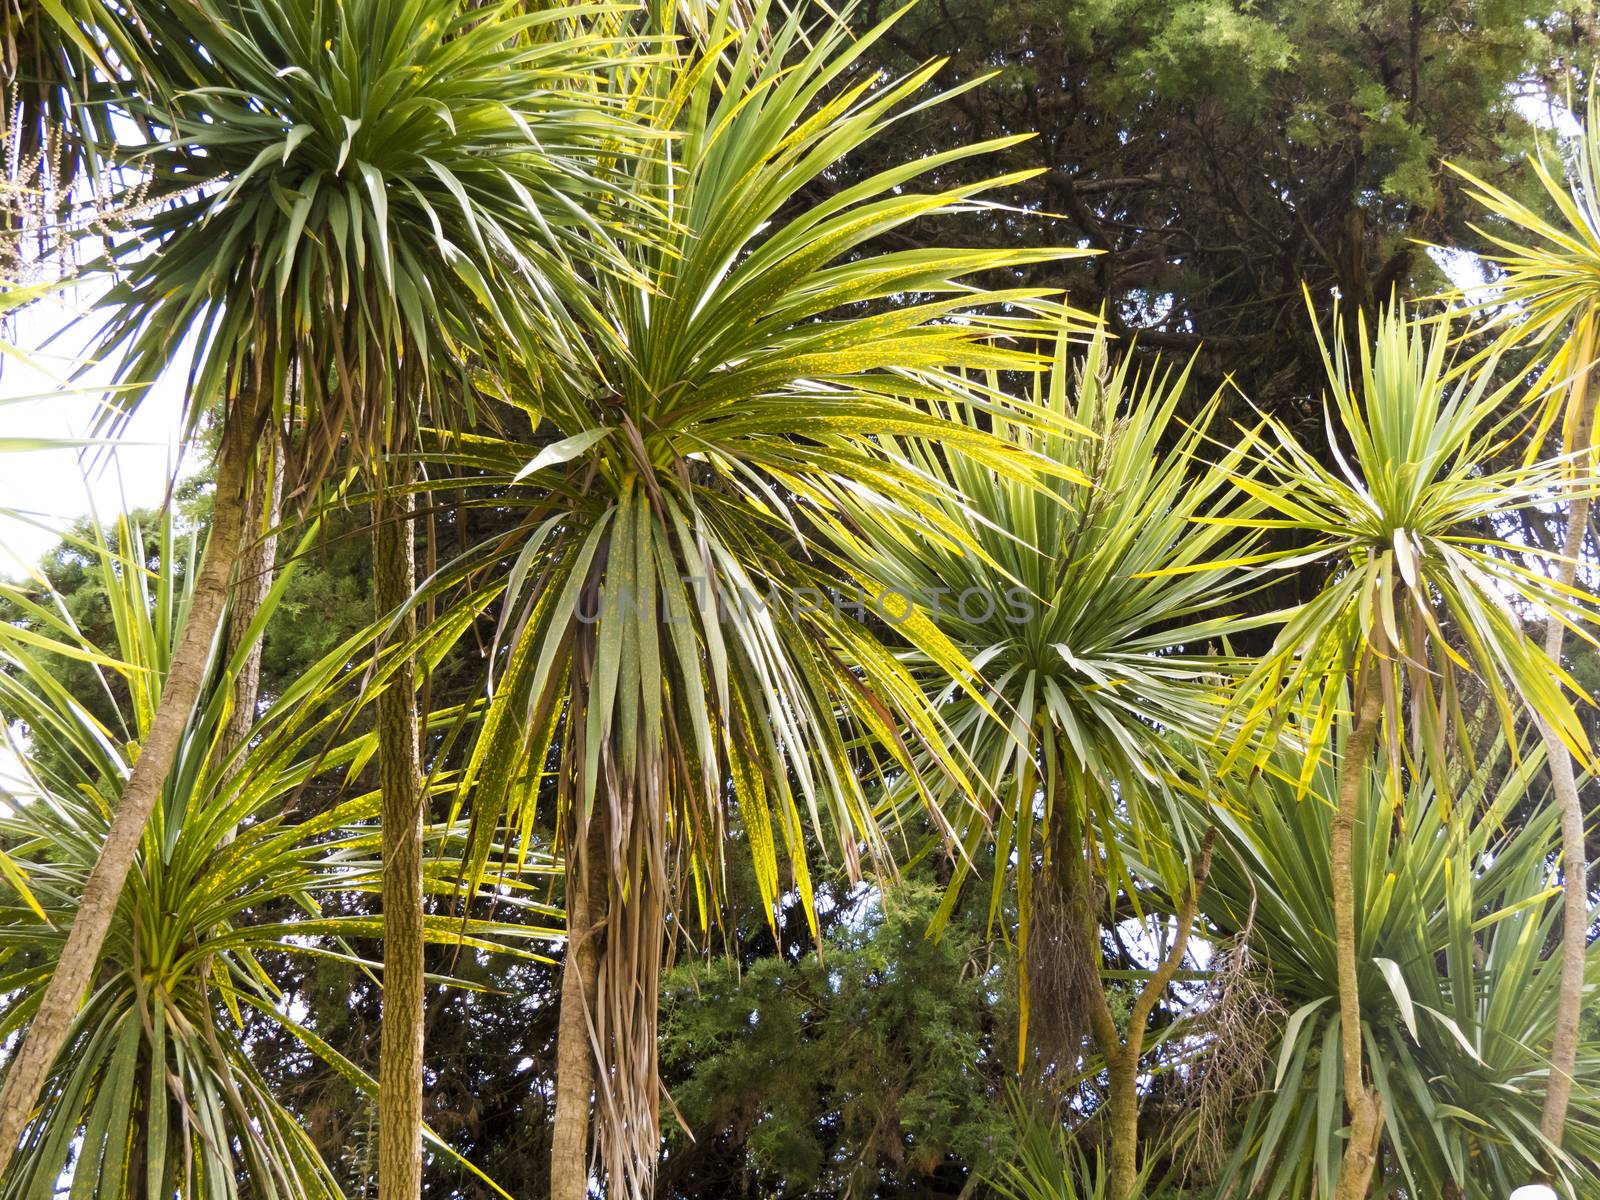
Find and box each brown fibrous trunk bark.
[1331,657,1385,1200]
[376,482,426,1200]
[551,801,609,1200]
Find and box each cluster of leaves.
[1204,745,1600,1199]
[4,0,1600,1198]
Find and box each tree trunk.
[376,483,425,1200]
[1047,781,1135,1200]
[1105,1053,1140,1200]
[1113,827,1216,1200]
[551,805,609,1200]
[1039,758,1214,1200]
[219,420,284,777]
[1331,659,1385,1200]
[0,420,249,1178]
[1539,320,1597,1149]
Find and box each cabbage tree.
[1450,101,1600,1146]
[843,323,1259,1200]
[422,2,1087,1193]
[1224,300,1595,1199]
[1203,739,1600,1198]
[0,510,559,1197]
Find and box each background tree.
[840,0,1594,417]
[659,868,1016,1199]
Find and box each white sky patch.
[1514,85,1583,140]
[0,284,193,578]
[275,991,311,1025]
[1429,244,1494,303]
[0,722,37,810]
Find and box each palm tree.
[843,323,1258,1200]
[1223,299,1595,1199]
[1201,737,1600,1198]
[0,1,647,1189]
[0,510,561,1197]
[422,3,1087,1194]
[1449,106,1600,1147]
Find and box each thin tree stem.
[220,418,284,779]
[1105,826,1216,1200]
[376,481,425,1200]
[1044,768,1130,1199]
[1332,656,1385,1200]
[1539,317,1597,1149]
[0,416,249,1178]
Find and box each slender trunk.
[220,421,284,776]
[1332,659,1385,1200]
[376,483,425,1200]
[0,422,249,1177]
[551,807,608,1200]
[1539,321,1597,1149]
[1108,828,1215,1200]
[1105,1055,1140,1200]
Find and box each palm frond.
[1226,298,1596,790]
[89,0,656,481]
